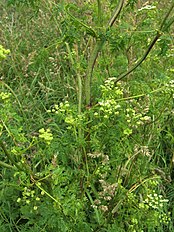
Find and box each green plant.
[0,0,174,231]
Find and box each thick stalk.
[65,42,83,140]
[97,0,102,26]
[108,0,124,28]
[77,70,82,140]
[85,0,125,106]
[84,0,125,153]
[0,160,16,170]
[65,1,125,106]
[85,39,105,106]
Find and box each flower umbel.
[39,128,53,145]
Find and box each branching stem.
[0,140,24,171]
[115,32,161,83]
[115,2,174,83]
[85,0,125,106]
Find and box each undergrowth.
[0,0,174,231]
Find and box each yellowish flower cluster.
[39,128,53,145]
[17,187,40,211]
[0,92,11,101]
[0,45,10,59]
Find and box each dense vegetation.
[0,0,174,231]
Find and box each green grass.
[0,0,174,231]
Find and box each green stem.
[0,160,16,170]
[85,0,125,106]
[84,0,125,152]
[115,32,161,83]
[97,0,102,26]
[108,0,124,28]
[85,189,101,224]
[0,140,24,171]
[77,71,82,139]
[160,2,174,31]
[162,16,174,32]
[0,140,34,175]
[65,5,97,38]
[115,86,166,102]
[35,182,61,205]
[85,39,105,106]
[115,2,174,83]
[65,42,82,140]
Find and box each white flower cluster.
[87,152,110,166]
[134,145,151,157]
[164,80,174,96]
[100,78,123,98]
[96,100,121,119]
[93,78,124,119]
[99,179,118,198]
[139,192,169,210]
[91,179,118,213]
[145,193,168,209]
[126,108,151,127]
